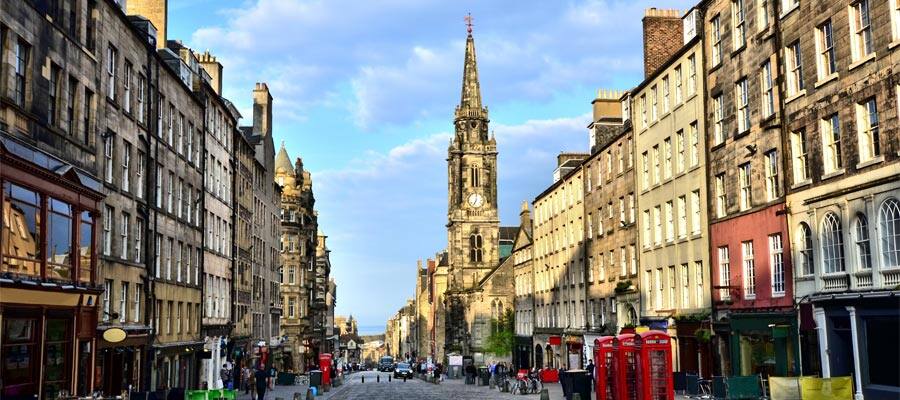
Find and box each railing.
[883,269,900,287]
[821,274,849,291]
[854,272,873,289]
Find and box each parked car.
[393,363,413,379]
[378,356,395,372]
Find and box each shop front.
[723,313,798,378]
[96,330,149,395]
[513,335,533,370]
[150,342,203,391]
[565,334,584,369]
[1,136,104,399]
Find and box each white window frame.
[678,195,687,239]
[855,98,880,162]
[736,79,750,133]
[764,150,779,201]
[762,60,775,117]
[718,246,730,300]
[674,66,683,104]
[716,173,727,218]
[120,212,129,260]
[690,122,699,167]
[815,21,838,80]
[790,130,809,183]
[714,95,725,145]
[711,15,723,66]
[821,114,843,173]
[849,0,874,62]
[785,42,804,97]
[739,162,752,210]
[770,234,785,296]
[691,190,701,234]
[742,241,756,299]
[732,0,746,49]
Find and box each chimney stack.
[126,0,168,49]
[252,82,273,137]
[520,201,532,234]
[642,8,683,78]
[592,89,625,121]
[198,51,223,95]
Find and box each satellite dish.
[102,328,127,343]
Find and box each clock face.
[467,193,484,208]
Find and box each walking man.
[255,366,270,400]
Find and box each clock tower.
[447,24,499,291]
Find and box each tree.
[484,309,515,356]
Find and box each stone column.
[845,307,864,400]
[813,307,831,378]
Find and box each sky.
[168,0,694,335]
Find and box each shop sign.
[102,328,127,343]
[548,336,562,346]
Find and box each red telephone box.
[594,336,617,400]
[613,334,639,400]
[319,353,333,386]
[635,331,673,400]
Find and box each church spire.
[457,14,485,119]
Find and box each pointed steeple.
[275,141,294,176]
[455,15,487,121]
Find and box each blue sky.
[168,0,694,334]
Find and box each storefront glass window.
[1,318,37,397]
[47,198,73,279]
[738,333,775,377]
[43,318,71,399]
[79,211,94,283]
[2,182,42,277]
[76,340,93,396]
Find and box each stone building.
[632,8,712,375]
[701,0,796,378]
[312,230,333,356]
[231,125,255,372]
[532,152,588,370]
[779,0,900,397]
[275,143,318,372]
[1,1,107,396]
[385,299,416,360]
[512,203,535,369]
[581,89,635,362]
[240,82,283,369]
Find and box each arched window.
[469,233,483,262]
[821,213,845,273]
[469,165,481,188]
[853,214,872,270]
[880,198,900,268]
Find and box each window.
[651,85,658,121]
[853,214,872,270]
[288,297,296,318]
[665,201,674,242]
[641,151,650,190]
[732,0,746,49]
[856,98,880,161]
[662,76,670,113]
[133,284,142,323]
[106,46,117,100]
[135,218,143,263]
[757,0,769,31]
[154,234,161,277]
[663,137,672,179]
[742,241,756,299]
[691,190,701,234]
[119,282,128,323]
[770,234,785,296]
[599,253,606,281]
[713,94,725,145]
[629,244,637,275]
[137,75,145,123]
[643,210,652,247]
[166,238,174,280]
[678,196,687,239]
[688,55,697,96]
[739,163,752,210]
[781,0,799,14]
[14,39,29,107]
[879,199,900,268]
[850,0,874,61]
[123,62,132,113]
[469,234,483,262]
[690,122,699,167]
[120,213,129,260]
[83,90,93,144]
[103,135,114,183]
[122,141,131,192]
[816,21,838,79]
[167,171,174,212]
[588,213,593,239]
[762,60,775,117]
[681,264,690,307]
[785,42,804,97]
[791,130,809,182]
[893,0,900,41]
[668,265,676,308]
[103,205,113,256]
[103,280,112,321]
[736,79,750,133]
[155,165,162,208]
[821,212,846,273]
[674,66,683,104]
[796,223,814,277]
[676,130,685,173]
[652,145,660,184]
[66,77,77,134]
[695,261,704,306]
[654,205,662,245]
[628,193,635,223]
[48,64,60,126]
[821,114,843,172]
[711,15,722,65]
[715,173,727,218]
[764,150,779,201]
[640,95,648,128]
[587,257,594,282]
[620,197,626,225]
[719,247,732,300]
[654,268,663,310]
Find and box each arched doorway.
[627,305,638,327]
[534,345,544,368]
[546,345,555,368]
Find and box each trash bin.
[308,370,322,389]
[277,372,296,386]
[560,369,592,400]
[478,367,490,386]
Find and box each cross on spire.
[464,13,473,34]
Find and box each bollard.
[403,376,407,382]
[305,387,314,400]
[377,375,380,383]
[388,375,391,382]
[361,375,365,383]
[489,377,495,389]
[573,394,582,400]
[539,388,550,400]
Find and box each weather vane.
[465,13,473,34]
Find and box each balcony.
[883,269,900,287]
[821,274,849,292]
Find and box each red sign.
[548,336,562,346]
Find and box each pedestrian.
[255,366,269,400]
[242,365,251,394]
[220,363,231,389]
[586,359,595,388]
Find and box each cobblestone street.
[240,371,582,400]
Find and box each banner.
[798,376,853,400]
[769,377,801,400]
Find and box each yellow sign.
[769,377,801,400]
[799,376,853,400]
[635,326,650,333]
[102,328,127,343]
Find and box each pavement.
[238,370,594,400]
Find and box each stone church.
[441,26,517,364]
